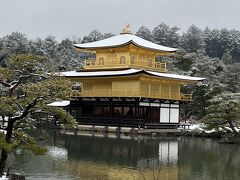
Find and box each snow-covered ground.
[178,123,240,133]
[47,146,68,161]
[0,173,9,180]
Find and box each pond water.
[7,129,240,180]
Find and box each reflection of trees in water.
[12,129,240,180]
[178,137,240,180]
[59,134,164,167]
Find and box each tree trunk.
[0,150,8,176]
[227,119,239,135]
[0,119,14,176]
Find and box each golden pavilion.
[61,25,204,128]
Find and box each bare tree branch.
[9,75,31,96]
[16,94,26,99]
[6,73,48,96]
[0,79,11,87]
[13,70,23,74]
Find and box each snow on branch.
[0,80,11,88]
[11,96,44,122]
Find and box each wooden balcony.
[71,90,192,101]
[83,59,167,72]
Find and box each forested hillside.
[0,23,240,131]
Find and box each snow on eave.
[74,34,177,52]
[145,70,206,81]
[60,68,205,81]
[60,69,142,78]
[47,100,70,107]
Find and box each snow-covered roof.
[145,70,205,81]
[74,34,177,52]
[60,69,140,77]
[47,100,70,107]
[60,69,205,82]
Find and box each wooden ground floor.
[68,97,184,129]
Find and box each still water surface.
[8,129,240,180]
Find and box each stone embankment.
[59,124,229,138]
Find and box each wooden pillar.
[136,98,140,126]
[110,98,113,118]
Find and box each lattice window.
[120,56,126,64]
[147,59,153,67]
[130,56,136,64]
[99,57,104,65]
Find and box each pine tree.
[0,54,75,175]
[221,63,240,93]
[136,26,153,41]
[181,25,205,53]
[204,92,240,135]
[152,23,180,47]
[81,30,103,43]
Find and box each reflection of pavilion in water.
[58,132,178,168]
[137,140,178,169]
[159,141,178,164]
[59,132,180,179]
[23,130,180,179]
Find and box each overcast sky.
[0,0,239,40]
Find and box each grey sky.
[0,0,239,40]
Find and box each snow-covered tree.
[1,32,30,54]
[222,51,233,64]
[152,23,180,47]
[204,92,240,135]
[29,38,45,56]
[181,25,205,53]
[0,32,30,64]
[136,26,153,41]
[0,54,75,175]
[102,33,114,39]
[54,39,83,71]
[229,29,240,61]
[81,30,103,43]
[42,36,57,58]
[221,63,240,93]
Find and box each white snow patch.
[60,68,140,77]
[47,100,70,107]
[179,123,240,133]
[0,173,9,180]
[47,146,68,161]
[178,123,216,133]
[146,70,205,81]
[188,124,203,130]
[0,130,7,134]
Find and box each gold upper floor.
[81,44,170,72]
[70,74,192,101]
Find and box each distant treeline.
[0,23,240,71]
[136,23,240,61]
[82,23,240,62]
